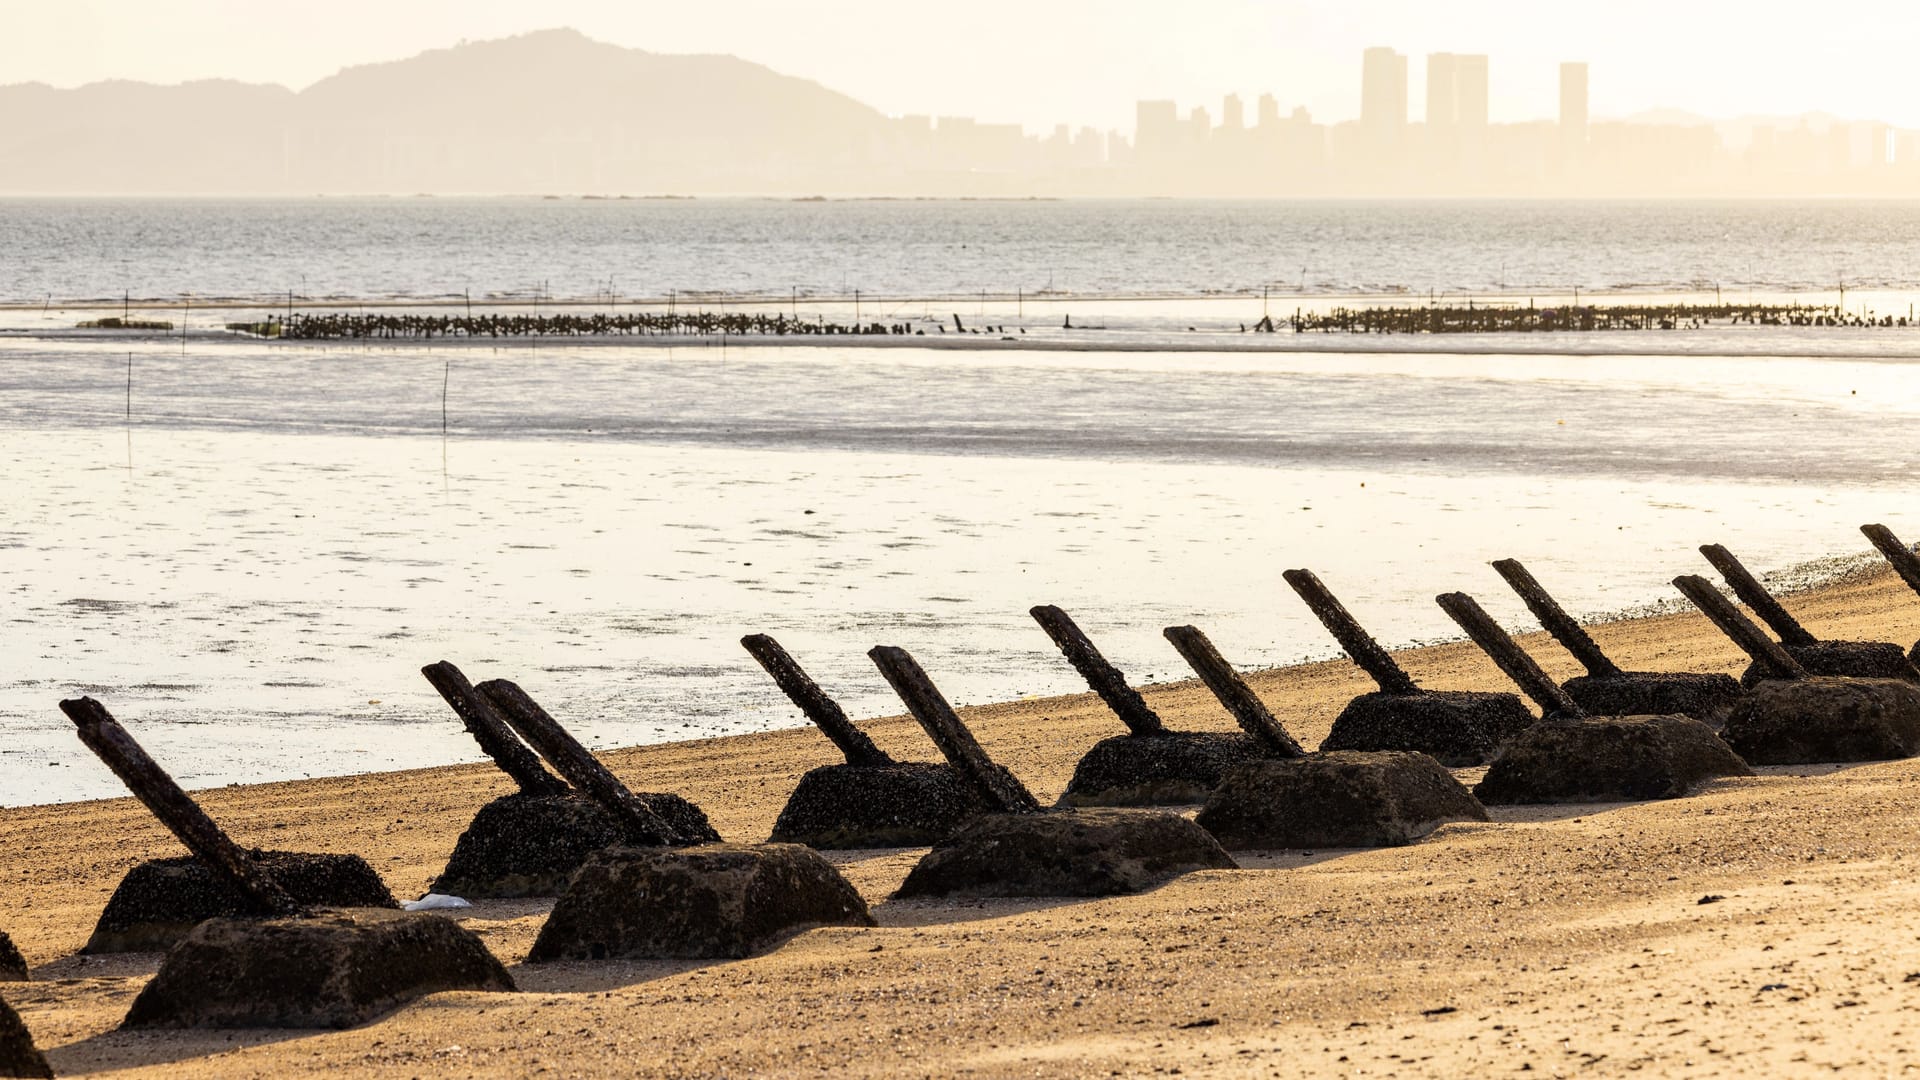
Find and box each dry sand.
[6,570,1920,1077]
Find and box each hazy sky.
[6,1,1915,132]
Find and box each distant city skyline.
[3,26,1913,197]
[881,46,1914,197]
[9,0,1920,135]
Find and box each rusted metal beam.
[1283,569,1420,695]
[741,634,892,767]
[867,646,1040,813]
[422,661,571,796]
[1435,593,1580,719]
[1161,625,1303,756]
[61,697,302,917]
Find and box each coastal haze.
[6,10,1920,196]
[15,6,1920,1078]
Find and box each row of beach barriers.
[6,524,1920,1070]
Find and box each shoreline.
[6,567,1920,1074]
[1,544,1895,812]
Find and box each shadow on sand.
[45,1025,311,1076]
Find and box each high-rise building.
[1426,53,1459,130]
[1222,93,1245,131]
[1367,45,1413,174]
[1187,105,1212,150]
[1361,47,1409,134]
[1560,61,1589,157]
[1135,99,1179,160]
[1257,93,1281,128]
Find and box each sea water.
[2,336,1914,804]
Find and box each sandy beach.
[5,567,1920,1076]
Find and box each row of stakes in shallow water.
[5,525,1920,1060]
[254,301,1911,340]
[265,310,1012,340]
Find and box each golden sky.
[5,0,1914,131]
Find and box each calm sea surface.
[6,197,1920,304]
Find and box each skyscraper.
[1257,93,1281,128]
[1222,93,1245,131]
[1135,99,1179,161]
[1361,47,1409,134]
[1360,46,1408,172]
[1187,105,1212,150]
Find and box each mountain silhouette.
[0,29,890,194]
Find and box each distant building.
[1187,105,1212,151]
[1135,99,1180,162]
[1257,93,1281,129]
[1360,46,1408,173]
[1222,93,1245,131]
[863,45,1909,196]
[1361,47,1409,133]
[1071,126,1105,168]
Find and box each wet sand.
[15,336,1916,806]
[5,568,1920,1076]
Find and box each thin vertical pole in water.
[123,289,129,321]
[125,351,133,471]
[181,295,189,354]
[854,288,860,326]
[441,358,450,490]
